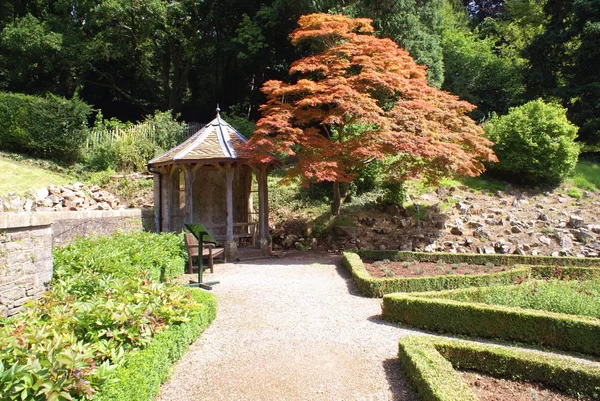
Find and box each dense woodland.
[0,0,598,146]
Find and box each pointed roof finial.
[216,104,221,116]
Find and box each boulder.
[568,215,585,228]
[473,227,491,240]
[450,227,464,236]
[33,187,49,201]
[572,228,594,244]
[557,233,573,250]
[538,235,552,246]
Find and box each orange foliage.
[246,13,497,186]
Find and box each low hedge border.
[383,288,600,356]
[356,250,600,267]
[343,252,530,297]
[93,289,217,401]
[399,335,600,401]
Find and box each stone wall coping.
[0,209,143,230]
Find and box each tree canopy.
[246,14,497,214]
[0,0,597,146]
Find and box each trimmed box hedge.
[344,251,600,297]
[399,336,600,401]
[356,250,600,268]
[93,288,217,401]
[384,286,600,355]
[343,252,530,297]
[399,335,600,401]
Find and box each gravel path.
[157,252,420,401]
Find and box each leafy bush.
[86,111,185,172]
[53,231,187,282]
[94,289,216,401]
[0,92,91,164]
[484,99,580,185]
[0,232,206,400]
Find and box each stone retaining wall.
[0,209,150,317]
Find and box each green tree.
[333,0,446,88]
[484,99,580,185]
[441,2,524,120]
[525,0,600,144]
[247,14,496,215]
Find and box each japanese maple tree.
[246,13,497,215]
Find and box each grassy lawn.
[0,155,72,196]
[438,278,600,319]
[567,159,600,192]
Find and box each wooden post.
[153,170,161,232]
[164,165,172,232]
[185,164,194,223]
[257,164,271,253]
[224,163,237,260]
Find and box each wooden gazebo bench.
[206,222,257,246]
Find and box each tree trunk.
[332,181,346,215]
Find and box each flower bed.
[344,251,600,297]
[343,252,529,297]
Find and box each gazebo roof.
[148,111,249,166]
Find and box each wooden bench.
[206,222,257,246]
[184,233,225,274]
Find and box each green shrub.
[0,232,210,400]
[342,252,529,297]
[93,289,216,401]
[398,336,600,401]
[86,111,185,172]
[53,231,187,283]
[383,289,600,355]
[0,92,91,164]
[484,99,580,185]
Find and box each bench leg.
[208,248,214,273]
[188,257,193,274]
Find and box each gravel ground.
[157,252,420,401]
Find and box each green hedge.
[356,250,600,268]
[94,289,217,401]
[343,252,530,297]
[398,336,600,401]
[531,265,600,280]
[398,336,476,401]
[384,290,600,355]
[0,92,91,164]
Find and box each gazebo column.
[163,165,172,232]
[224,163,237,261]
[184,164,194,223]
[257,164,272,254]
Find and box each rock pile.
[289,185,600,258]
[0,183,125,212]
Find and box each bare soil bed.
[461,371,589,401]
[364,260,511,278]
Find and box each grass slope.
[0,155,71,196]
